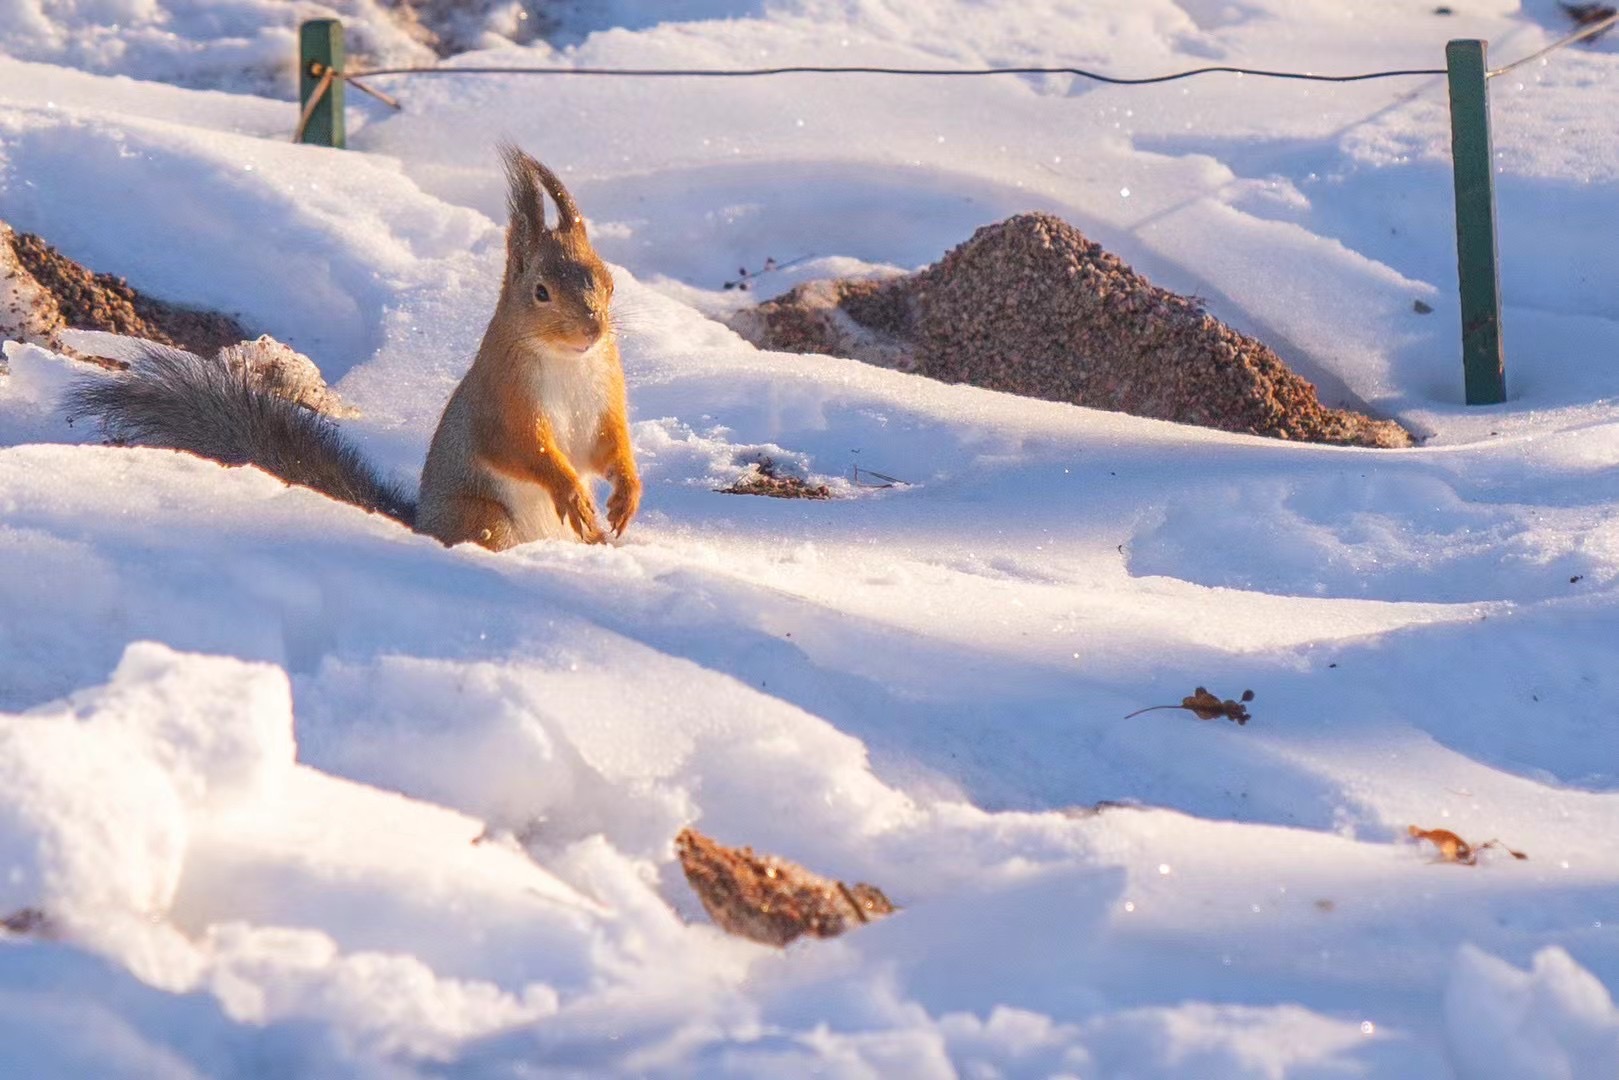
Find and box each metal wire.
[344,61,1448,85]
[1488,10,1619,78]
[322,14,1616,102]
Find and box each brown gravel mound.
[2,224,356,418]
[730,213,1411,448]
[8,229,247,357]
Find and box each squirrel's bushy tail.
[67,344,416,526]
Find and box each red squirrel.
[69,144,639,551]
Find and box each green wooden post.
[1445,39,1505,405]
[298,19,346,148]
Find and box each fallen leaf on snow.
[1408,825,1528,865]
[1125,687,1254,724]
[676,827,895,946]
[0,908,52,937]
[715,456,832,500]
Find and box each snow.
[3,0,1619,1076]
[1445,946,1619,1080]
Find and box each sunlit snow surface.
[4,1,1619,1076]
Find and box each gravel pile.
[730,212,1411,448]
[2,222,356,418]
[6,228,248,357]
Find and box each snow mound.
[0,643,293,936]
[0,0,433,97]
[1445,945,1619,1080]
[298,648,920,864]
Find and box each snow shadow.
[430,158,1076,299]
[0,941,361,1077]
[1298,602,1619,795]
[0,120,391,377]
[1133,131,1619,411]
[545,0,772,44]
[1127,464,1604,605]
[0,445,1354,836]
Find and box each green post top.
[1444,39,1506,406]
[298,19,346,149]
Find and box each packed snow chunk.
[0,643,296,926]
[203,923,558,1062]
[1082,1002,1376,1080]
[300,646,918,864]
[174,765,606,996]
[0,701,185,922]
[299,653,692,860]
[0,341,84,445]
[935,1007,1091,1078]
[1445,945,1619,1080]
[84,641,296,811]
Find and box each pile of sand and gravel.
[729,212,1411,448]
[1,222,356,418]
[2,223,248,360]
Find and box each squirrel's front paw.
[608,476,641,537]
[561,487,605,543]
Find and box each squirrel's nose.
[570,313,604,352]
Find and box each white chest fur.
[529,347,613,469]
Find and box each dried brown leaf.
[1125,686,1253,724]
[0,908,51,936]
[676,827,895,947]
[1408,825,1528,866]
[716,457,832,500]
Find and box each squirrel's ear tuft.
[499,141,584,232]
[499,141,547,268]
[527,157,582,235]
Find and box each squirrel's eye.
[534,283,551,303]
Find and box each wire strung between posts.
[1487,10,1619,77]
[305,19,1610,128]
[344,61,1448,85]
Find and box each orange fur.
[467,349,604,543]
[416,145,640,550]
[592,361,641,537]
[433,493,521,550]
